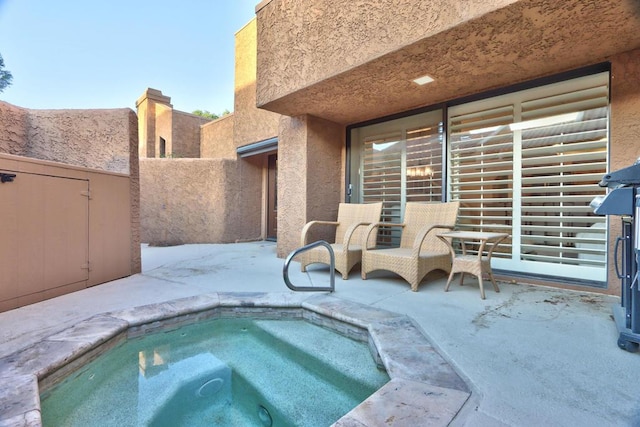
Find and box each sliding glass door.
[448,72,609,282]
[350,71,609,284]
[350,110,444,246]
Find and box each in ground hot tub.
[0,293,471,426]
[41,317,390,426]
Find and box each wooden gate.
[0,168,89,308]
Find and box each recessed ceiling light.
[412,74,434,85]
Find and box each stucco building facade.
[136,88,212,160]
[138,19,280,246]
[139,0,640,296]
[253,0,640,296]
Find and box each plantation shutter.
[406,125,443,203]
[357,111,444,246]
[519,84,608,268]
[448,72,609,282]
[362,133,404,245]
[449,104,515,260]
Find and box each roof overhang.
[258,0,640,125]
[237,137,278,157]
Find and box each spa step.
[227,323,385,427]
[228,340,363,426]
[250,319,388,395]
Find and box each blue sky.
[0,0,257,114]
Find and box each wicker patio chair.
[361,201,460,291]
[300,202,383,279]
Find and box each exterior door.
[267,154,277,240]
[350,72,608,285]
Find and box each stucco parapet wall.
[200,112,234,129]
[173,110,214,122]
[139,158,261,245]
[0,101,28,156]
[256,0,640,124]
[200,113,236,159]
[1,104,136,175]
[233,18,281,148]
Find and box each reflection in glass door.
[267,154,277,240]
[350,110,444,246]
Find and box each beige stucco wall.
[0,102,133,174]
[137,94,150,158]
[200,114,236,159]
[136,88,209,159]
[137,91,155,158]
[277,116,307,256]
[605,48,640,296]
[140,158,262,245]
[276,114,344,257]
[155,103,173,156]
[172,111,210,158]
[137,88,171,158]
[0,102,29,155]
[234,18,280,148]
[0,104,140,275]
[140,19,280,247]
[127,109,142,276]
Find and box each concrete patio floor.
[1,241,639,426]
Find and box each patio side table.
[437,231,509,299]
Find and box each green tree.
[192,110,219,120]
[0,53,12,93]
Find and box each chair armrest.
[361,222,405,252]
[341,221,372,251]
[300,220,339,246]
[411,225,455,257]
[374,222,405,229]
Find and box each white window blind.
[406,125,443,203]
[519,85,608,268]
[362,133,403,246]
[357,111,444,246]
[448,72,609,282]
[449,105,515,259]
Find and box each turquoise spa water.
[40,318,390,427]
